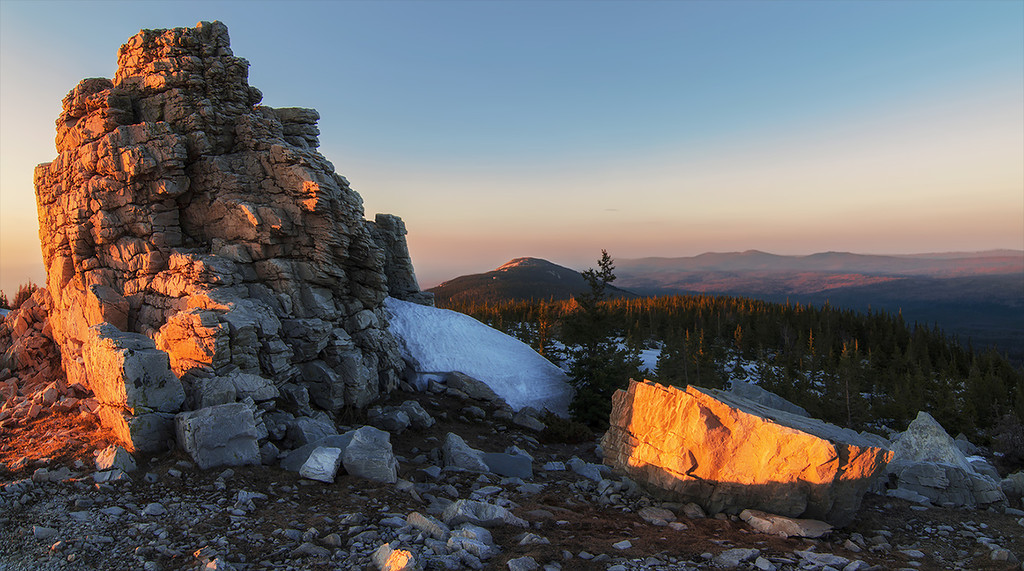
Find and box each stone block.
[739,509,833,538]
[98,406,176,453]
[441,499,528,528]
[600,380,892,526]
[176,402,260,470]
[444,371,500,402]
[298,446,343,483]
[342,425,397,484]
[95,444,137,472]
[286,415,338,448]
[442,432,489,472]
[482,452,533,479]
[83,323,185,413]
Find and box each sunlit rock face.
[33,21,424,450]
[601,380,892,526]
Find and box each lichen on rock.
[33,21,429,452]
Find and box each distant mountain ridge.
[428,257,636,304]
[617,250,1023,287]
[431,250,1023,363]
[613,249,1023,363]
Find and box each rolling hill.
[427,257,636,304]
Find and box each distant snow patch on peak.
[384,297,573,416]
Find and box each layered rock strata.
[601,379,892,526]
[33,21,425,451]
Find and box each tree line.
[440,285,1024,443]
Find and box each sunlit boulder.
[601,379,892,526]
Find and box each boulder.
[287,415,339,448]
[398,400,434,429]
[280,433,355,472]
[176,402,260,470]
[372,543,416,571]
[1002,471,1024,506]
[368,406,411,433]
[442,432,489,472]
[94,445,137,473]
[407,511,450,540]
[890,411,975,472]
[739,509,833,538]
[341,425,398,484]
[190,376,237,409]
[886,411,1008,509]
[482,452,533,479]
[83,324,185,414]
[441,499,528,528]
[97,407,176,453]
[298,446,343,483]
[227,372,278,401]
[445,371,502,402]
[601,380,892,526]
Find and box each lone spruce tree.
[564,250,641,428]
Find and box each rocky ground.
[2,389,1023,571]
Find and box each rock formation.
[32,21,428,451]
[600,379,892,526]
[882,411,1007,509]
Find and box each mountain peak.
[429,257,635,304]
[496,257,553,271]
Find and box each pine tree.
[563,251,641,428]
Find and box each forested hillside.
[440,294,1024,450]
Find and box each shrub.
[539,411,595,444]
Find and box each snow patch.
[384,297,573,416]
[638,347,661,373]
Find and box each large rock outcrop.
[883,411,1007,509]
[33,21,427,451]
[601,380,892,526]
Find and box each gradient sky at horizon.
[1,0,1022,295]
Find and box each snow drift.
[384,297,573,416]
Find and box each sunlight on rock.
[601,379,892,526]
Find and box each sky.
[1,0,1022,295]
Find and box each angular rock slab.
[95,444,137,473]
[342,425,398,484]
[890,411,976,472]
[299,446,343,483]
[176,402,260,470]
[372,543,416,571]
[739,509,833,538]
[482,452,533,479]
[886,411,1008,508]
[98,406,176,453]
[83,323,185,413]
[441,499,528,528]
[442,432,489,473]
[600,380,892,526]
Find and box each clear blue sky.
[1,0,1022,293]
